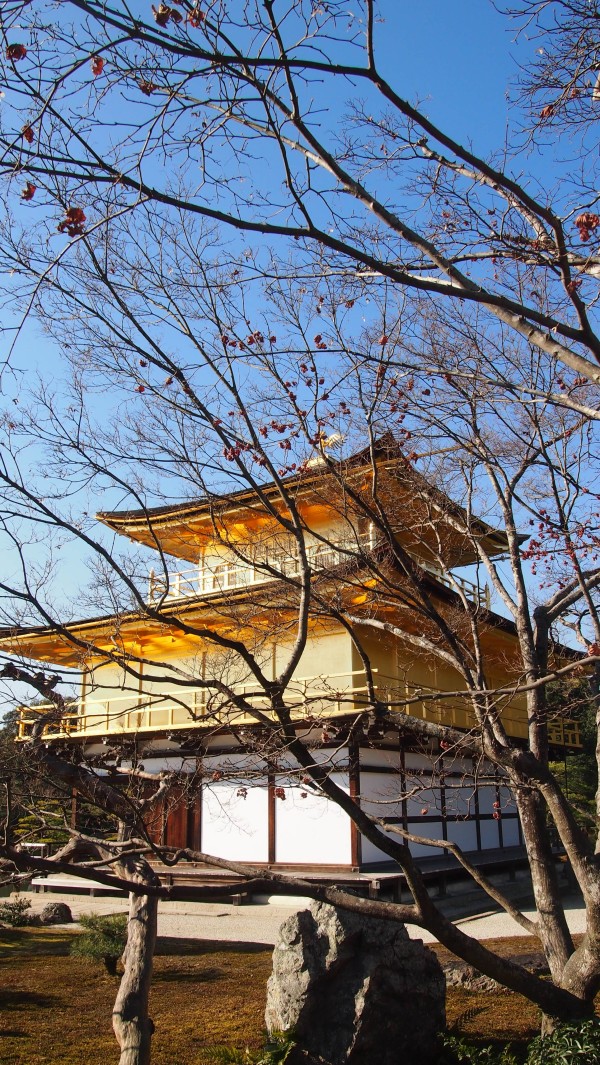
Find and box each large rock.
[265,901,445,1065]
[39,901,73,925]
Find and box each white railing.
[147,535,491,610]
[17,670,553,744]
[418,559,491,610]
[147,534,375,603]
[18,669,382,740]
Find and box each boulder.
[39,901,73,925]
[265,901,445,1065]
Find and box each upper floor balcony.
[147,535,491,609]
[17,670,576,745]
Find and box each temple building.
[5,439,580,885]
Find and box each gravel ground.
[22,883,587,946]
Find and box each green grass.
[0,927,590,1065]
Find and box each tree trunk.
[514,787,574,979]
[112,859,159,1065]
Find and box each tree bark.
[112,856,159,1065]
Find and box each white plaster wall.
[444,784,478,818]
[498,785,516,811]
[359,749,401,770]
[500,818,520,847]
[202,753,268,777]
[275,773,351,864]
[138,755,196,774]
[446,820,478,851]
[360,826,399,865]
[275,746,349,772]
[406,787,442,818]
[359,771,404,819]
[201,782,269,862]
[480,819,501,849]
[406,823,445,857]
[404,752,439,772]
[477,787,499,815]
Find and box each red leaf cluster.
[274,787,286,800]
[566,278,582,295]
[6,44,27,62]
[22,125,34,144]
[138,79,157,96]
[575,213,600,242]
[153,4,183,26]
[188,6,206,26]
[91,56,105,76]
[57,206,86,237]
[21,182,36,201]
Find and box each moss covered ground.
[0,927,585,1064]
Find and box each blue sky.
[375,2,523,151]
[0,1,558,697]
[5,1,532,381]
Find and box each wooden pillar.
[267,770,276,864]
[349,737,361,870]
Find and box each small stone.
[444,963,499,993]
[39,901,73,925]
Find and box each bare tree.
[0,0,599,389]
[506,1,600,131]
[0,0,599,1053]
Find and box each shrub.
[440,1034,518,1064]
[526,1019,600,1063]
[441,1019,600,1065]
[205,1031,296,1065]
[70,912,127,976]
[0,897,35,927]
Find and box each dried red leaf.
[188,7,206,26]
[57,206,87,237]
[575,212,600,243]
[539,103,556,120]
[6,44,27,62]
[22,125,34,144]
[566,278,582,295]
[138,79,157,96]
[153,4,177,25]
[91,56,105,76]
[21,181,36,201]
